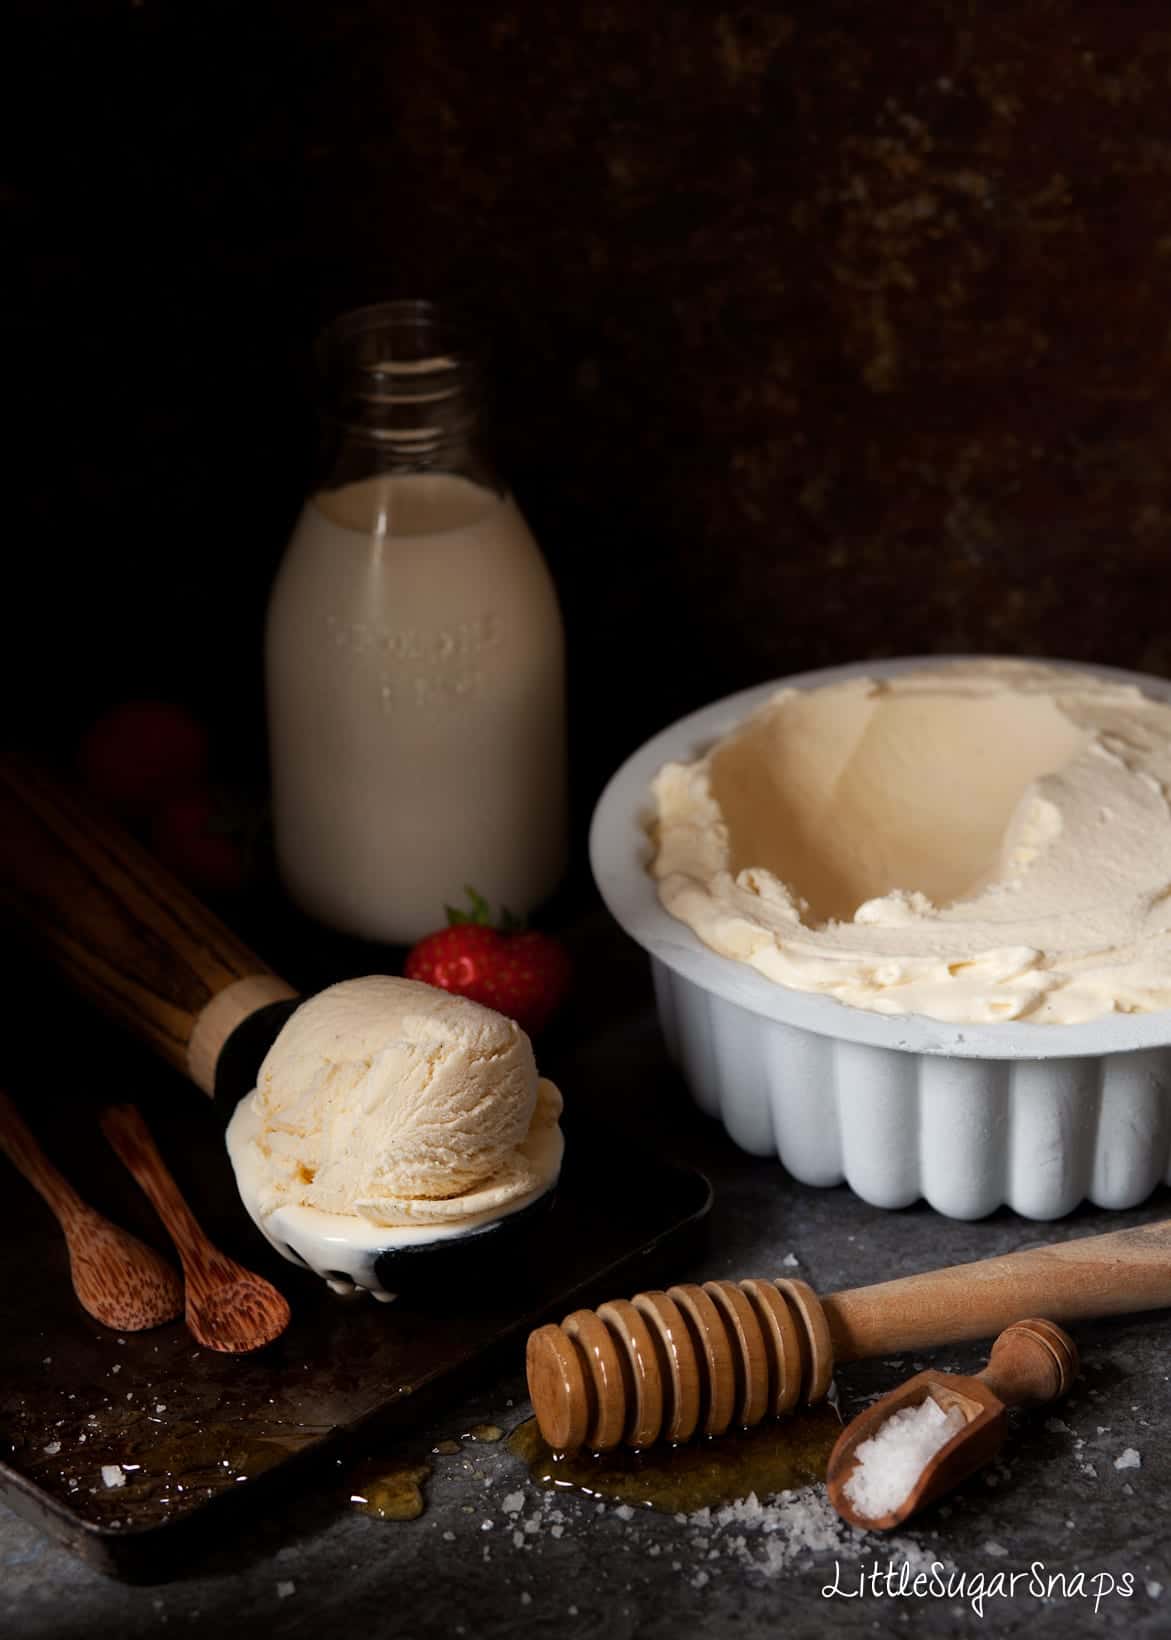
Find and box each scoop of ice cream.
[239,975,562,1227]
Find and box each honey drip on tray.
[349,1461,431,1520]
[506,1402,843,1515]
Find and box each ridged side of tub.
[650,959,1171,1220]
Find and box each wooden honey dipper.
[526,1217,1171,1451]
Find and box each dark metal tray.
[0,1019,711,1580]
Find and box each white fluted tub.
[590,657,1171,1220]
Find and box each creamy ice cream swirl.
[650,661,1171,1025]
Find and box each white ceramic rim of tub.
[589,654,1171,1062]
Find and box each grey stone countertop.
[2,918,1169,1640]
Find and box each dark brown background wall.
[11,1,1171,803]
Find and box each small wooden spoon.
[827,1318,1077,1531]
[0,1090,183,1330]
[100,1102,290,1354]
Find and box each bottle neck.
[314,301,501,494]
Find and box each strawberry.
[404,888,571,1036]
[79,700,210,815]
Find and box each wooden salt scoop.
[0,1089,183,1331]
[526,1220,1170,1452]
[100,1102,290,1353]
[826,1318,1077,1530]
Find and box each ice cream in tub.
[590,657,1171,1219]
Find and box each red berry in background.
[79,701,210,815]
[149,791,247,897]
[405,888,571,1037]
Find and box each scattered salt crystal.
[156,1404,167,1413]
[1081,1463,1097,1477]
[614,1504,634,1521]
[502,1491,525,1515]
[276,1581,295,1599]
[111,1365,121,1375]
[985,1541,1008,1557]
[781,1253,799,1267]
[1148,1581,1163,1599]
[568,1607,578,1617]
[481,1519,494,1531]
[42,1357,51,1366]
[512,1531,525,1549]
[101,1465,125,1489]
[524,1517,540,1534]
[679,1485,943,1582]
[43,1442,60,1456]
[442,1531,454,1542]
[551,1524,564,1538]
[843,1397,966,1520]
[520,1592,532,1606]
[1115,1448,1141,1471]
[691,1570,710,1589]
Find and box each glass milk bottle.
[266,300,568,943]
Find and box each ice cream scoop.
[0,763,564,1299]
[226,977,564,1298]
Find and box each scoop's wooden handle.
[823,1218,1171,1360]
[0,762,296,1095]
[976,1318,1079,1408]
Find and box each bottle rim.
[315,299,474,384]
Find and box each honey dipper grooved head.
[525,1278,838,1454]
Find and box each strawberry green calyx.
[444,885,525,932]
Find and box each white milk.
[266,472,567,943]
